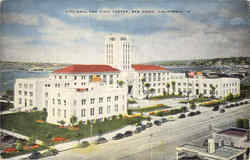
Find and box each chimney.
[208,139,215,153]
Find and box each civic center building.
[14,34,240,125]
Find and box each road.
[42,104,250,160]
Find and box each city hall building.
[14,34,240,125]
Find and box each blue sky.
[0,0,250,64]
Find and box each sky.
[0,0,250,64]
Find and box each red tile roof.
[132,64,168,71]
[53,65,120,74]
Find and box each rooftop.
[132,64,168,71]
[177,144,246,159]
[53,65,120,74]
[217,128,248,137]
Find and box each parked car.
[154,120,161,126]
[220,109,225,113]
[195,111,201,115]
[212,106,219,111]
[42,149,58,157]
[29,151,41,159]
[187,112,196,117]
[140,124,146,130]
[244,101,249,104]
[94,137,108,144]
[134,126,142,134]
[124,131,133,137]
[145,122,153,128]
[112,133,124,140]
[160,118,168,123]
[178,114,186,119]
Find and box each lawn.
[179,97,212,104]
[150,95,183,100]
[1,111,146,144]
[129,104,170,113]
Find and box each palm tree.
[209,84,216,98]
[166,82,170,95]
[70,116,77,127]
[171,81,176,95]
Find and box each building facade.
[14,34,241,125]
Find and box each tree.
[16,140,23,151]
[70,116,77,126]
[117,80,125,87]
[57,120,65,126]
[144,83,151,99]
[181,106,188,112]
[243,119,249,129]
[171,81,176,95]
[166,83,170,95]
[190,102,196,110]
[27,136,36,146]
[225,93,234,101]
[41,108,48,121]
[209,84,216,98]
[236,118,244,128]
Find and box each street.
[41,104,250,160]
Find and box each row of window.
[51,104,124,118]
[18,90,33,96]
[54,74,118,81]
[223,82,239,87]
[18,83,34,89]
[51,96,124,106]
[18,98,33,106]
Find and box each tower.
[105,34,133,71]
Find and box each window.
[52,98,55,104]
[99,107,103,114]
[82,99,86,105]
[115,96,118,101]
[109,75,113,85]
[90,108,94,116]
[204,84,207,87]
[29,92,33,96]
[18,83,22,88]
[45,92,48,97]
[107,97,111,102]
[59,76,62,79]
[81,109,86,117]
[196,83,199,87]
[64,110,67,118]
[45,100,48,107]
[65,76,67,79]
[29,84,33,89]
[158,73,161,81]
[122,105,125,111]
[73,100,77,106]
[18,90,22,95]
[24,91,27,96]
[29,100,33,106]
[52,108,55,116]
[24,84,28,89]
[58,99,61,105]
[57,109,61,117]
[204,89,207,94]
[107,105,111,114]
[115,104,118,112]
[19,98,22,104]
[64,100,66,106]
[99,97,103,103]
[74,76,77,80]
[90,98,95,104]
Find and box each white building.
[14,34,241,125]
[14,78,46,110]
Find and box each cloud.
[0,12,40,26]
